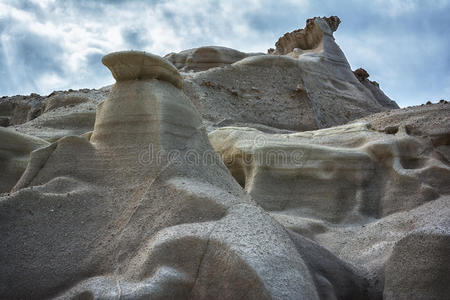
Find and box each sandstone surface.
[208,102,450,297]
[2,16,398,141]
[0,51,369,300]
[0,128,49,193]
[0,15,448,300]
[165,46,261,72]
[181,16,398,132]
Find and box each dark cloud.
[122,28,149,49]
[0,26,64,95]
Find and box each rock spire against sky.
[0,0,449,107]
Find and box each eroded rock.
[209,121,449,223]
[0,128,49,193]
[209,105,450,297]
[0,51,368,300]
[383,222,450,299]
[165,46,261,72]
[11,88,108,142]
[182,16,398,132]
[271,16,341,55]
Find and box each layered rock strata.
[208,103,450,297]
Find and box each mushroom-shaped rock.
[102,51,183,88]
[90,51,201,150]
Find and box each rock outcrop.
[181,16,398,132]
[209,121,449,222]
[270,16,341,55]
[0,15,448,300]
[208,102,450,297]
[0,51,369,300]
[10,88,108,141]
[0,128,49,193]
[3,16,398,139]
[0,93,46,126]
[165,46,261,72]
[353,68,398,109]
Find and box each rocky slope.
[0,16,448,300]
[209,103,450,297]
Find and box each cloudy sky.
[0,0,449,107]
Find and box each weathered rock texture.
[2,16,397,139]
[0,15,448,300]
[181,16,398,132]
[209,121,450,222]
[0,51,370,300]
[209,102,450,297]
[353,68,396,109]
[270,16,341,55]
[0,128,49,193]
[10,88,108,141]
[165,46,261,72]
[0,93,46,126]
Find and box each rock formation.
[10,88,107,141]
[209,118,450,222]
[0,15,448,300]
[3,16,398,139]
[0,93,46,126]
[181,16,398,132]
[0,51,370,299]
[208,102,450,297]
[165,46,262,72]
[0,128,49,193]
[270,16,342,55]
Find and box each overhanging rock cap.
[102,50,183,88]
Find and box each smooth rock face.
[0,127,49,193]
[316,195,450,298]
[0,51,368,300]
[209,121,450,223]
